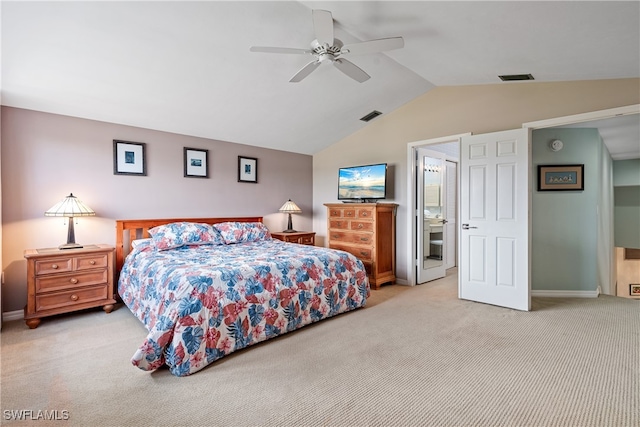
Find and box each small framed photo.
[114,140,146,176]
[630,284,640,296]
[238,156,258,183]
[538,164,584,191]
[184,147,209,178]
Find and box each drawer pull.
[70,294,79,301]
[52,264,59,269]
[360,251,368,256]
[332,234,340,239]
[357,224,363,229]
[361,212,369,217]
[89,260,96,265]
[347,212,353,216]
[360,237,369,242]
[70,278,79,284]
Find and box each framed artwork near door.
[537,164,584,191]
[630,284,640,296]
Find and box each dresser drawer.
[350,221,374,232]
[36,270,108,293]
[76,253,108,270]
[36,285,109,312]
[356,208,374,219]
[331,244,372,262]
[35,257,73,275]
[328,208,357,218]
[329,219,350,230]
[329,231,374,245]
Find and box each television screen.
[338,163,387,201]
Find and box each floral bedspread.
[118,239,370,376]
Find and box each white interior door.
[459,129,531,311]
[417,148,447,283]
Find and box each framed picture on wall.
[113,140,147,176]
[238,156,258,183]
[537,164,584,191]
[630,284,640,296]
[184,147,209,178]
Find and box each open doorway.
[526,106,640,297]
[407,134,467,286]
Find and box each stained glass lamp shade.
[278,199,302,233]
[44,193,95,249]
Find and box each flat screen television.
[338,163,387,202]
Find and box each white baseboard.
[532,290,599,298]
[2,310,24,322]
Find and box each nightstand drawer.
[299,234,315,245]
[270,231,316,246]
[76,254,108,270]
[36,270,108,293]
[35,257,73,275]
[36,285,108,312]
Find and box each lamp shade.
[45,193,95,217]
[279,199,301,233]
[45,193,95,249]
[278,199,302,214]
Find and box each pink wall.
[1,106,313,313]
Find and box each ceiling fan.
[250,9,404,83]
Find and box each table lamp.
[45,193,96,249]
[278,199,302,233]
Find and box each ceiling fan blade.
[250,46,311,55]
[289,60,321,82]
[341,37,405,55]
[312,9,334,46]
[334,58,370,83]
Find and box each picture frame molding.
[238,156,258,183]
[113,140,147,176]
[537,164,584,191]
[184,147,209,178]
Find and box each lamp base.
[59,243,83,250]
[281,229,298,233]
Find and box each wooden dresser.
[24,244,116,329]
[271,231,316,246]
[325,203,398,289]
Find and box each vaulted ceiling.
[2,1,639,156]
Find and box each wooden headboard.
[115,216,263,278]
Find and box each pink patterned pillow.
[213,222,271,244]
[148,222,224,250]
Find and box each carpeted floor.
[1,271,638,427]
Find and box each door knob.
[461,224,477,230]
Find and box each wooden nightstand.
[23,244,116,329]
[271,231,316,246]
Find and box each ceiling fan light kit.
[250,9,404,83]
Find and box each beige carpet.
[1,271,638,427]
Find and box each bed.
[116,217,370,376]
